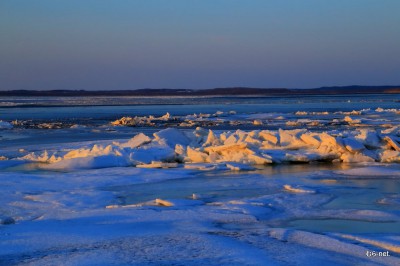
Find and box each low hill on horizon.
[0,85,399,96]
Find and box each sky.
[1,0,400,90]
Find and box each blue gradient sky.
[1,0,400,90]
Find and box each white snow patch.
[336,167,400,177]
[0,120,13,129]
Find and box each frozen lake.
[0,94,399,265]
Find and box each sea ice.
[9,125,400,170]
[283,185,315,193]
[0,120,13,129]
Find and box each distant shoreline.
[0,86,399,97]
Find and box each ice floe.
[4,124,398,170]
[335,166,400,177]
[0,120,13,129]
[283,185,315,193]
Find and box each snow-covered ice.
[1,163,399,265]
[5,124,399,171]
[1,100,400,265]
